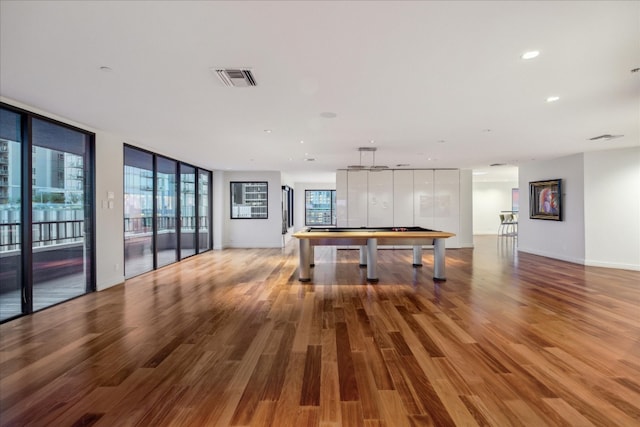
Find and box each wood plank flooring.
[1,236,639,426]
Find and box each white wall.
[95,131,125,290]
[472,180,518,235]
[518,153,586,264]
[223,171,283,248]
[584,147,640,270]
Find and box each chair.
[498,214,508,235]
[499,213,518,236]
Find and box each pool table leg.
[298,239,311,282]
[433,238,446,281]
[310,246,315,267]
[366,238,379,283]
[359,246,367,267]
[412,245,423,267]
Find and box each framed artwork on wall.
[529,179,562,221]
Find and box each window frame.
[230,181,268,219]
[305,189,336,226]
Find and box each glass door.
[1,106,95,322]
[156,157,178,267]
[179,164,196,259]
[124,146,154,278]
[0,108,23,321]
[198,169,211,252]
[30,118,94,311]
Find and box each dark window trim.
[1,102,96,323]
[305,189,337,226]
[230,181,269,219]
[123,144,213,279]
[198,168,213,251]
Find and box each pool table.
[292,226,455,283]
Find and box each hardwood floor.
[1,236,639,426]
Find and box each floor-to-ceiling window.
[124,147,154,278]
[198,169,211,252]
[1,104,95,323]
[0,108,23,321]
[156,157,177,267]
[180,164,196,259]
[124,145,212,278]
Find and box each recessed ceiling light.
[546,96,560,103]
[370,140,375,144]
[300,140,304,144]
[437,139,446,143]
[320,112,337,119]
[264,129,272,133]
[396,163,410,167]
[521,51,540,60]
[99,66,113,72]
[305,158,315,162]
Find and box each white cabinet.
[336,170,348,227]
[434,169,460,248]
[413,169,435,229]
[368,170,393,227]
[347,170,368,227]
[393,170,414,226]
[335,168,464,248]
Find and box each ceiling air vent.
[213,68,257,87]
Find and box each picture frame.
[529,179,562,221]
[230,181,268,219]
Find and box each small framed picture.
[529,179,562,221]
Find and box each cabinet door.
[347,170,368,227]
[393,170,414,226]
[368,170,393,227]
[434,169,460,248]
[413,169,435,229]
[336,170,348,227]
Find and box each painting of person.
[539,187,558,214]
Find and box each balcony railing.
[124,215,209,235]
[0,220,84,251]
[1,216,211,251]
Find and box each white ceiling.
[1,1,638,183]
